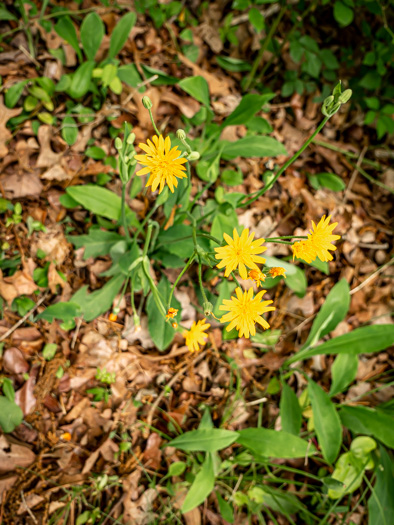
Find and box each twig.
[343,146,367,204]
[349,161,394,195]
[0,292,48,341]
[313,139,382,170]
[21,491,38,524]
[350,258,394,296]
[144,350,207,436]
[71,317,83,349]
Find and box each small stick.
[0,292,48,341]
[350,258,394,296]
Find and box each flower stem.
[167,252,196,310]
[143,223,153,257]
[239,115,330,208]
[148,108,161,136]
[121,182,131,242]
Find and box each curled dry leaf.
[0,475,18,503]
[15,375,37,416]
[143,433,162,470]
[2,347,30,375]
[0,435,35,473]
[1,172,43,199]
[123,488,158,525]
[36,125,63,168]
[0,267,38,305]
[0,95,23,158]
[31,225,70,266]
[161,92,200,118]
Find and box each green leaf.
[168,428,239,452]
[216,492,234,524]
[302,279,350,349]
[222,93,275,128]
[146,277,180,351]
[264,256,307,298]
[313,172,346,191]
[42,343,57,361]
[0,7,18,21]
[36,302,82,322]
[302,51,322,78]
[222,136,287,159]
[68,61,95,99]
[237,428,315,459]
[109,12,137,59]
[68,229,123,259]
[333,1,354,26]
[213,280,237,318]
[71,274,125,322]
[339,406,394,449]
[81,12,104,61]
[181,454,215,514]
[156,225,194,259]
[178,76,210,107]
[62,116,78,146]
[5,80,28,108]
[210,210,239,244]
[54,16,82,61]
[280,382,302,436]
[286,325,394,365]
[140,65,178,86]
[117,64,144,90]
[216,56,251,72]
[85,146,106,159]
[66,185,137,224]
[221,169,243,186]
[0,396,23,433]
[308,379,342,464]
[328,451,364,499]
[329,353,358,396]
[368,446,394,525]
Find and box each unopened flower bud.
[142,96,153,109]
[171,322,178,329]
[115,137,122,150]
[113,307,120,315]
[176,129,186,140]
[127,132,136,145]
[338,89,352,104]
[109,313,118,322]
[203,301,213,317]
[188,151,200,161]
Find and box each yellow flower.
[248,268,266,287]
[135,135,187,194]
[166,307,178,320]
[219,287,275,338]
[307,215,341,262]
[292,240,317,263]
[268,267,286,279]
[184,319,210,352]
[215,229,267,280]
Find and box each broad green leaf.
[68,61,95,99]
[36,302,82,322]
[42,343,57,361]
[168,429,239,452]
[71,274,125,322]
[280,382,302,436]
[68,229,123,259]
[181,454,215,514]
[0,396,23,433]
[210,210,239,245]
[66,185,137,225]
[156,224,194,259]
[5,80,28,108]
[339,406,394,449]
[54,16,82,61]
[308,258,329,274]
[216,492,234,524]
[368,446,394,525]
[85,146,106,159]
[286,325,394,365]
[213,280,237,318]
[62,116,78,146]
[329,353,358,396]
[178,76,210,107]
[328,451,365,499]
[81,12,104,61]
[221,169,243,186]
[237,428,315,459]
[248,485,306,517]
[118,64,143,90]
[312,172,346,192]
[302,279,350,349]
[308,379,342,464]
[264,256,307,298]
[140,64,178,85]
[216,56,251,72]
[146,277,180,351]
[222,93,274,128]
[0,7,17,21]
[222,136,287,159]
[334,1,354,26]
[109,12,137,59]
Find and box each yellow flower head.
[268,267,286,279]
[215,228,267,280]
[184,319,210,352]
[166,307,178,320]
[307,215,341,262]
[292,240,317,263]
[135,135,187,194]
[219,287,275,338]
[248,268,266,287]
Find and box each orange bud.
[109,313,118,322]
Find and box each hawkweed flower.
[248,268,266,287]
[219,287,275,338]
[184,319,210,352]
[135,135,187,194]
[307,215,341,262]
[292,240,317,263]
[268,267,286,279]
[166,307,178,320]
[215,228,267,280]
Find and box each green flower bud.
[203,301,213,317]
[112,307,120,315]
[188,151,200,161]
[115,137,123,150]
[142,96,153,109]
[338,89,352,104]
[127,132,136,145]
[176,129,186,140]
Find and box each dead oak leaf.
[0,268,38,305]
[36,125,63,168]
[1,172,43,199]
[0,95,23,158]
[177,53,231,96]
[0,435,35,473]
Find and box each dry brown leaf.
[3,347,29,375]
[1,172,43,199]
[36,125,62,168]
[41,163,69,181]
[31,225,70,265]
[143,433,162,470]
[0,475,18,503]
[17,493,44,515]
[123,488,158,525]
[178,53,231,96]
[161,92,200,118]
[15,375,37,415]
[0,435,35,473]
[82,438,119,474]
[0,95,23,158]
[0,267,38,305]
